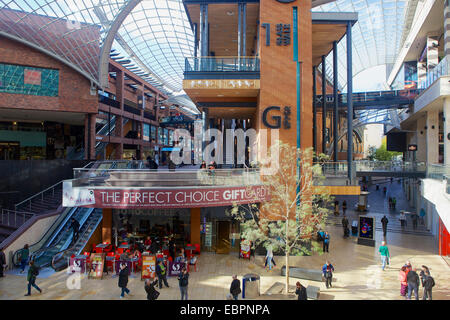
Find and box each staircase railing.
[14,181,62,212]
[0,209,35,228]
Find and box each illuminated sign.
[359,216,374,240]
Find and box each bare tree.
[230,141,333,294]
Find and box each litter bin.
[242,274,260,299]
[351,220,358,236]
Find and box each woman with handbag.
[398,266,408,297]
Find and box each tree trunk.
[285,252,290,294]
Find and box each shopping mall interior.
[0,0,449,302]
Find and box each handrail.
[14,181,62,211]
[0,209,35,228]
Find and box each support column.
[84,113,96,160]
[102,208,112,244]
[242,3,247,57]
[190,208,201,245]
[346,21,354,182]
[426,35,439,72]
[321,55,326,154]
[312,66,317,154]
[333,41,339,163]
[444,98,450,165]
[426,110,439,164]
[200,4,209,57]
[445,0,450,59]
[416,116,427,162]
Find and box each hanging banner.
[168,261,186,277]
[141,255,156,280]
[88,253,105,279]
[63,184,269,209]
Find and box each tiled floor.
[1,224,448,300]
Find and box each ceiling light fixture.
[227,11,234,16]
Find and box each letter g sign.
[262,106,281,128]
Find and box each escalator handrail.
[31,208,94,266]
[51,210,103,270]
[11,206,74,267]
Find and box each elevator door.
[216,221,230,254]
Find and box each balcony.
[184,57,260,80]
[419,56,450,90]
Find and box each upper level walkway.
[317,161,427,179]
[314,88,423,110]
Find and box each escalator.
[68,116,130,160]
[29,207,95,269]
[13,207,103,271]
[51,208,102,271]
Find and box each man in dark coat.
[118,263,130,298]
[70,218,80,244]
[295,281,307,300]
[24,260,41,296]
[406,268,420,300]
[156,260,170,289]
[144,278,159,300]
[230,275,241,300]
[381,215,389,236]
[341,216,349,238]
[0,249,6,277]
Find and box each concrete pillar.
[84,113,96,160]
[416,116,427,162]
[426,35,439,71]
[417,60,427,88]
[190,208,201,245]
[444,98,450,165]
[102,208,112,244]
[426,110,439,164]
[445,0,450,59]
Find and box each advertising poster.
[359,216,374,239]
[168,261,186,277]
[141,255,156,280]
[88,253,105,279]
[240,242,251,259]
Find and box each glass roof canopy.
[0,0,409,122]
[313,0,407,92]
[0,0,195,96]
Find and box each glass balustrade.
[185,57,260,73]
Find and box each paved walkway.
[1,224,448,300]
[332,177,429,235]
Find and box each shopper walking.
[230,275,241,300]
[323,232,330,253]
[334,200,339,216]
[264,246,276,270]
[411,212,418,230]
[322,261,334,289]
[144,278,159,300]
[24,261,41,296]
[381,215,389,237]
[398,266,408,297]
[419,265,429,287]
[406,268,420,300]
[378,241,390,271]
[342,201,347,216]
[392,197,397,210]
[295,281,307,300]
[118,263,130,298]
[422,270,435,300]
[342,215,349,238]
[178,267,189,300]
[156,260,169,289]
[399,211,407,229]
[70,218,80,244]
[0,248,6,277]
[19,244,29,273]
[388,197,393,209]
